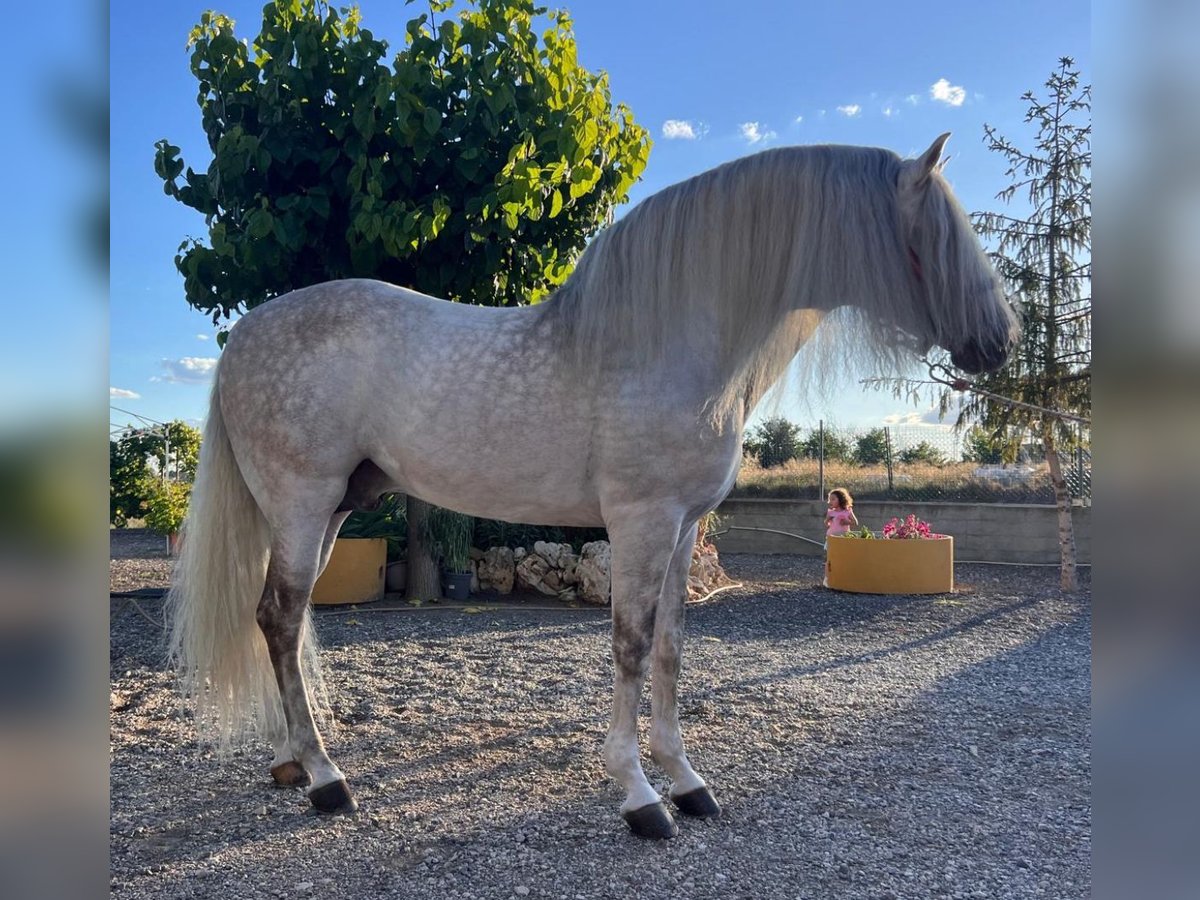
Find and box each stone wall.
[711,498,1091,565]
[472,538,732,604]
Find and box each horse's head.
[896,133,1019,374]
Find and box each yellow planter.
[311,538,386,605]
[825,535,954,594]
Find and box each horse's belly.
[368,427,604,527]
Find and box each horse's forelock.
[907,171,1014,354]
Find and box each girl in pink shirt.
[824,488,859,542]
[823,488,858,587]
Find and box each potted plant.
[142,479,191,557]
[425,507,474,601]
[826,514,953,594]
[312,495,404,605]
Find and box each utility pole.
[884,427,894,495]
[817,419,825,501]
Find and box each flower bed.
[826,514,953,594]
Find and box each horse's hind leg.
[649,521,721,819]
[257,513,356,814]
[603,506,684,839]
[267,510,350,789]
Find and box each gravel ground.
[110,528,174,594]
[110,530,1091,899]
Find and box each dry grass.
[732,457,1056,503]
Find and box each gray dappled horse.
[167,134,1016,838]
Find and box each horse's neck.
[686,297,828,422]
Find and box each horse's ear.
[902,133,952,191]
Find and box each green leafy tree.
[799,428,852,462]
[142,480,194,535]
[961,425,1010,464]
[744,417,803,468]
[109,421,202,525]
[853,428,889,466]
[154,0,650,325]
[897,440,946,466]
[153,0,651,597]
[959,58,1090,590]
[110,437,149,526]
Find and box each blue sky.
[110,0,1090,436]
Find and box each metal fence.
[736,422,1092,504]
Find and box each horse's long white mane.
[543,143,1000,423]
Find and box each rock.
[516,550,557,596]
[533,541,575,570]
[477,547,516,594]
[576,541,612,606]
[512,542,581,598]
[687,539,731,600]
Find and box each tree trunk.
[405,496,444,600]
[1041,422,1078,592]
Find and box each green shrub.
[340,494,407,562]
[745,417,803,468]
[424,507,474,574]
[854,428,889,465]
[142,480,191,535]
[898,441,947,466]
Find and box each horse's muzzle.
[951,335,1014,374]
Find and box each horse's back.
[215,279,608,522]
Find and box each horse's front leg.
[649,521,721,818]
[603,507,684,839]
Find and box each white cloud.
[739,121,777,144]
[794,114,804,124]
[905,93,921,105]
[883,399,963,427]
[882,106,897,118]
[662,119,701,140]
[151,356,218,385]
[930,78,966,106]
[196,333,210,341]
[818,109,827,117]
[882,410,953,427]
[110,387,141,399]
[837,104,861,117]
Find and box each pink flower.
[882,513,938,539]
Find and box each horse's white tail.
[166,376,325,751]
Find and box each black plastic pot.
[443,570,472,601]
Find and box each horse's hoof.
[270,761,311,788]
[671,785,721,818]
[622,801,679,839]
[308,779,358,815]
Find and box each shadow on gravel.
[749,611,1091,898]
[700,594,1048,697]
